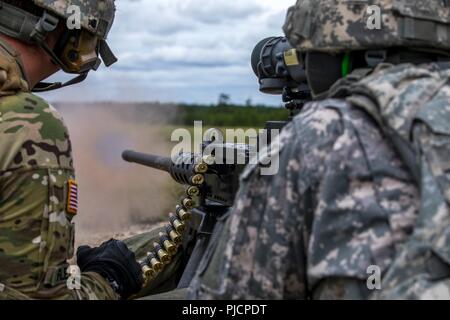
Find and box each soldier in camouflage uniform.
[0,0,152,300]
[189,0,450,299]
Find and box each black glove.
[77,239,144,300]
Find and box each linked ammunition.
[141,265,155,280]
[146,251,163,273]
[140,259,155,280]
[186,186,200,197]
[159,232,177,255]
[153,242,171,265]
[190,174,205,185]
[194,162,208,174]
[182,197,195,211]
[170,213,186,233]
[166,225,182,244]
[176,205,192,221]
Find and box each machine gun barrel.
[122,150,172,173]
[123,150,204,186]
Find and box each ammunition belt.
[137,157,208,286]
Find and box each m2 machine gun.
[123,138,250,288]
[122,36,312,289]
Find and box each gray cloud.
[41,0,295,105]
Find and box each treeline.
[174,103,289,127]
[56,102,290,127]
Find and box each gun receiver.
[122,142,250,287]
[122,125,289,288]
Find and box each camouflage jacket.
[188,89,419,299]
[0,39,117,300]
[342,63,450,300]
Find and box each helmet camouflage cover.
[33,0,115,39]
[283,0,450,53]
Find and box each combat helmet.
[0,0,117,91]
[284,0,450,53]
[282,0,450,96]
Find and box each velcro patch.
[67,180,78,215]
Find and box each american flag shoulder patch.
[67,179,78,215]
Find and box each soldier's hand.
[77,239,144,300]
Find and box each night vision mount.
[251,36,312,119]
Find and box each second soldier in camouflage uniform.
[189,0,450,299]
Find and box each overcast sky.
[40,0,295,105]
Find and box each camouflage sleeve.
[188,99,419,300]
[0,93,117,300]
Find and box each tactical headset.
[0,1,117,91]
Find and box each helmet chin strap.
[32,72,89,92]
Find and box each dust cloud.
[55,103,180,244]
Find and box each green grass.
[128,103,290,127]
[175,104,289,127]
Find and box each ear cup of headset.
[305,52,345,96]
